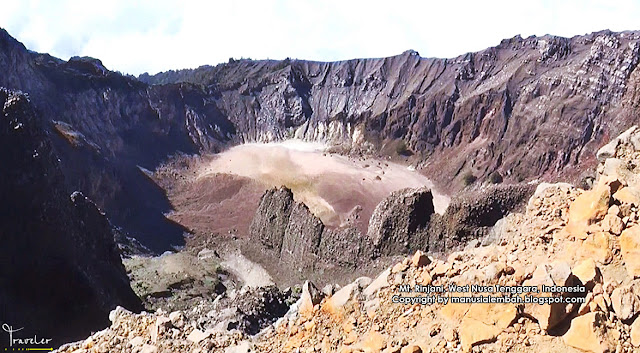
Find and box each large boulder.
[458,303,518,349]
[565,182,613,239]
[610,281,640,321]
[563,312,613,353]
[367,187,434,255]
[522,262,581,331]
[620,225,640,278]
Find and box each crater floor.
[195,140,449,231]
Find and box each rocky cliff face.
[0,29,235,251]
[0,89,142,347]
[1,28,639,250]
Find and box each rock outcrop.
[249,187,366,271]
[367,187,434,256]
[250,183,532,278]
[0,89,142,347]
[427,183,535,251]
[248,187,296,251]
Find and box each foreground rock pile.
[56,126,640,352]
[56,307,249,353]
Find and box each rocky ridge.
[247,184,532,279]
[141,31,640,190]
[249,187,368,272]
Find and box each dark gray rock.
[248,187,295,252]
[193,285,292,336]
[367,187,435,256]
[319,226,371,267]
[281,202,324,271]
[249,183,532,280]
[427,183,535,253]
[249,187,372,271]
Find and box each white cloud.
[0,0,639,75]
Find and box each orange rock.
[578,292,595,315]
[572,258,601,289]
[359,330,386,353]
[579,232,613,265]
[283,332,307,351]
[392,262,408,274]
[323,283,358,319]
[432,261,451,277]
[304,320,316,332]
[411,250,430,268]
[344,331,358,345]
[342,320,355,334]
[563,312,612,353]
[565,183,612,239]
[608,204,621,216]
[400,345,422,353]
[613,186,640,206]
[601,214,624,235]
[610,283,640,321]
[523,263,577,331]
[620,225,640,278]
[631,317,640,347]
[593,295,609,314]
[419,270,432,285]
[458,303,518,349]
[440,296,470,324]
[299,281,323,317]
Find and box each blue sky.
[1,0,639,75]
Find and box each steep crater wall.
[0,89,142,347]
[1,28,639,252]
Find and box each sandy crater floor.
[194,140,449,230]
